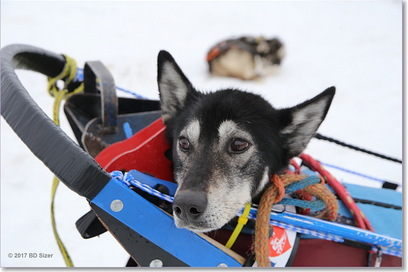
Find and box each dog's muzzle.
[173,190,208,229]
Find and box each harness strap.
[225,202,251,249]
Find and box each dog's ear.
[279,87,335,158]
[157,50,196,123]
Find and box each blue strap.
[284,175,321,194]
[275,176,324,211]
[278,198,325,212]
[123,122,133,139]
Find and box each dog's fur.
[157,50,335,232]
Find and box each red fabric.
[95,118,174,181]
[291,239,402,267]
[207,231,402,267]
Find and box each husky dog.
[207,36,285,80]
[157,50,335,232]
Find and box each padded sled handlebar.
[1,44,111,200]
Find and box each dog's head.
[157,50,335,232]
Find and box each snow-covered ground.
[1,0,403,269]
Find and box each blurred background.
[1,0,403,268]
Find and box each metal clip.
[374,247,383,267]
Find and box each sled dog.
[157,50,335,232]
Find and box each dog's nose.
[173,190,207,221]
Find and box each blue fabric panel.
[337,201,353,218]
[357,203,402,240]
[298,169,402,241]
[343,182,402,207]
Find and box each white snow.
[0,0,403,270]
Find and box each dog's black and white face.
[157,50,335,232]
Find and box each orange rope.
[254,176,280,267]
[254,173,338,267]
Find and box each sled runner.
[1,44,402,267]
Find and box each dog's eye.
[178,137,191,151]
[230,139,250,153]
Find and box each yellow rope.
[225,202,251,249]
[51,176,74,267]
[48,54,83,267]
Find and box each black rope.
[314,133,402,164]
[352,197,402,210]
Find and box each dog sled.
[1,44,402,267]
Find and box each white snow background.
[0,0,403,269]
